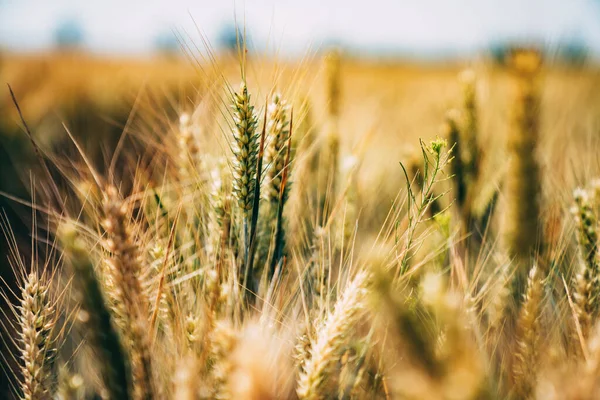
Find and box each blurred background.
[1,1,600,396]
[2,0,600,58]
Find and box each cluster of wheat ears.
[2,45,600,400]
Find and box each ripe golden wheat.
[2,44,600,400]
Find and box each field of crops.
[1,48,600,399]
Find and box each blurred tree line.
[489,39,589,66]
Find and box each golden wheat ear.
[512,264,544,398]
[0,214,67,400]
[17,271,59,399]
[297,270,369,399]
[256,93,292,283]
[264,93,291,207]
[100,186,156,399]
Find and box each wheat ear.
[512,264,544,398]
[264,93,291,205]
[572,188,600,340]
[102,186,155,400]
[297,270,369,399]
[231,82,260,299]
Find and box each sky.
[1,0,600,58]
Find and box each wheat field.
[1,45,600,400]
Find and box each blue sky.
[1,0,599,58]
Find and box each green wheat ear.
[230,81,260,300]
[18,272,58,400]
[231,82,260,216]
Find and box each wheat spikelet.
[209,158,233,233]
[148,244,174,339]
[573,188,600,300]
[486,260,511,334]
[201,321,237,399]
[297,270,369,399]
[230,81,261,300]
[17,271,57,400]
[177,112,200,179]
[294,324,315,377]
[302,226,328,313]
[574,262,596,347]
[256,93,291,278]
[264,93,291,205]
[512,264,544,398]
[205,159,234,314]
[572,187,600,340]
[101,186,155,400]
[231,82,260,216]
